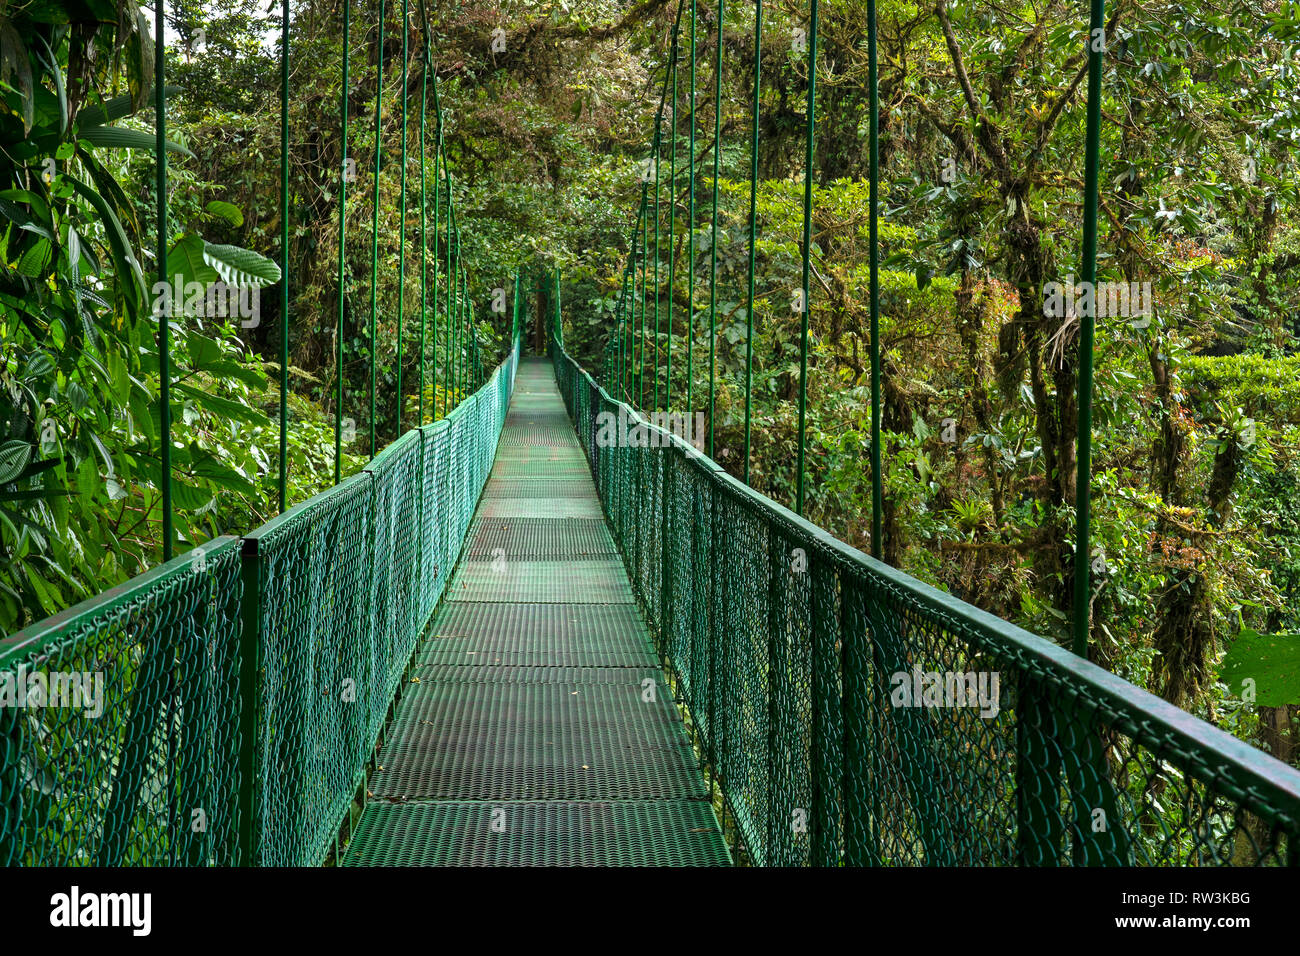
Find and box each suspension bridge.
[4,0,1300,867]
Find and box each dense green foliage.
[3,0,1299,772]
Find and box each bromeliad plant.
[0,0,280,631]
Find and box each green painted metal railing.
[0,341,518,866]
[550,293,1300,867]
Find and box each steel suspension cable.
[418,7,427,426]
[649,7,683,411]
[1074,0,1106,658]
[431,73,443,419]
[794,0,817,516]
[450,199,459,404]
[396,0,408,431]
[687,0,697,417]
[653,128,662,412]
[155,0,171,561]
[335,0,350,485]
[368,0,385,458]
[618,265,629,393]
[444,167,453,416]
[742,0,760,484]
[630,193,639,402]
[706,0,723,458]
[638,185,648,406]
[868,0,882,557]
[278,0,290,513]
[452,225,460,401]
[667,38,679,413]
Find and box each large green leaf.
[202,242,281,289]
[169,478,213,513]
[174,382,270,426]
[79,125,193,157]
[66,174,145,322]
[167,233,220,286]
[74,85,183,128]
[204,200,244,227]
[15,237,51,277]
[0,440,32,484]
[1219,628,1300,707]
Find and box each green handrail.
[547,303,1300,868]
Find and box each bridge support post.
[1061,698,1129,865]
[810,550,841,867]
[1016,676,1062,864]
[236,538,263,867]
[0,700,21,864]
[764,522,785,866]
[841,579,878,866]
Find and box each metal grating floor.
[489,459,593,478]
[366,682,706,801]
[463,517,617,559]
[342,801,731,866]
[446,559,633,603]
[342,356,730,866]
[482,478,598,498]
[477,496,607,519]
[419,602,657,667]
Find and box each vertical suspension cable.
[431,74,442,419]
[278,0,290,512]
[396,0,408,431]
[630,201,638,402]
[451,222,459,403]
[649,8,680,412]
[667,37,678,413]
[444,167,452,415]
[418,3,427,426]
[687,0,697,418]
[451,213,457,403]
[335,0,350,485]
[618,266,629,394]
[706,0,723,458]
[794,0,818,516]
[1074,0,1106,658]
[454,244,463,397]
[638,186,648,406]
[653,128,662,412]
[465,257,470,395]
[868,0,882,557]
[465,265,473,389]
[368,0,385,458]
[742,0,760,485]
[155,0,172,561]
[465,266,473,391]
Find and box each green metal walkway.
[340,358,732,865]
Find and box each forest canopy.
[3,0,1300,775]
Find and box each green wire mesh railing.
[551,304,1300,868]
[0,538,244,866]
[0,342,518,867]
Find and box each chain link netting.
[0,538,244,865]
[1,346,517,866]
[243,347,515,866]
[552,320,1300,867]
